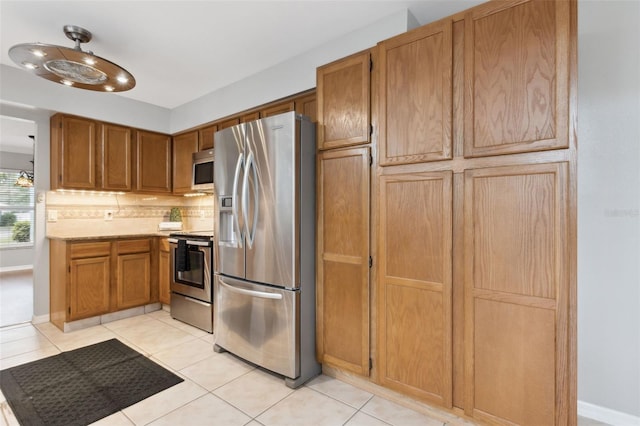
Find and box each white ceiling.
[0,0,482,153]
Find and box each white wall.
[169,9,415,133]
[577,0,640,418]
[0,66,171,133]
[0,151,32,171]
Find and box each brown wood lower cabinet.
[158,238,171,305]
[50,237,161,331]
[316,146,371,375]
[68,242,111,321]
[378,171,453,407]
[115,239,151,310]
[463,162,570,425]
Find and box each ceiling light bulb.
[61,79,74,86]
[83,57,96,65]
[23,62,38,69]
[104,85,114,92]
[116,76,128,84]
[31,49,46,57]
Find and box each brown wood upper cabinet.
[240,112,260,123]
[198,125,217,151]
[172,131,199,194]
[316,146,371,376]
[294,93,317,122]
[464,0,570,157]
[378,19,453,166]
[217,117,240,130]
[317,51,371,150]
[133,130,172,194]
[260,101,295,118]
[99,123,132,191]
[50,114,97,190]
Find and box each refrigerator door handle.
[219,278,283,300]
[232,153,245,247]
[242,151,259,249]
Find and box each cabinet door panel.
[317,51,370,150]
[464,0,570,157]
[317,147,370,375]
[60,116,96,189]
[217,117,240,130]
[378,171,452,406]
[117,252,151,309]
[100,124,132,191]
[69,256,110,320]
[260,101,294,118]
[158,248,171,305]
[135,131,172,193]
[379,20,452,165]
[464,162,570,425]
[173,131,199,194]
[198,125,217,151]
[294,93,317,123]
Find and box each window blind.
[0,169,35,246]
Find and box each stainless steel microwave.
[192,149,214,192]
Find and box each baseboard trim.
[578,400,640,425]
[0,265,33,273]
[31,314,50,325]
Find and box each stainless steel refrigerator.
[213,111,320,388]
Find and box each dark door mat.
[0,338,184,426]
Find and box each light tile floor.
[0,310,607,426]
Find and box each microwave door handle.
[232,153,244,248]
[242,152,259,249]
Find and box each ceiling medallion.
[8,25,135,92]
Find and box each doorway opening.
[0,116,36,327]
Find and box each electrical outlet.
[104,210,114,221]
[47,210,57,222]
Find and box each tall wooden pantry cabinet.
[316,50,374,376]
[315,0,577,425]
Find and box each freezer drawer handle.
[183,296,211,307]
[219,279,283,300]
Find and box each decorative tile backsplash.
[45,191,215,237]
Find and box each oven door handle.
[219,279,283,300]
[168,238,211,247]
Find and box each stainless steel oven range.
[168,231,214,333]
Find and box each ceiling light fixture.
[8,25,135,92]
[15,135,35,188]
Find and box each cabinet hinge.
[68,307,71,314]
[369,358,373,370]
[369,154,373,167]
[68,265,71,273]
[369,57,373,72]
[369,124,373,136]
[369,256,373,268]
